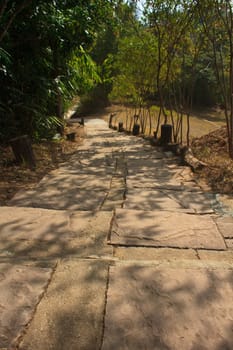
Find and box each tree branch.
[0,0,9,20]
[0,0,32,43]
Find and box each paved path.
[0,118,232,350]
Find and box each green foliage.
[70,46,102,94]
[110,0,222,112]
[0,0,112,142]
[33,115,64,141]
[1,0,233,150]
[0,47,11,66]
[110,31,159,105]
[89,0,139,106]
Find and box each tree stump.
[160,124,172,145]
[10,135,36,169]
[132,124,140,136]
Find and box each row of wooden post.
[109,113,173,145]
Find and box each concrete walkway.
[0,118,232,350]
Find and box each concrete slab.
[105,189,125,202]
[37,173,111,191]
[72,152,115,166]
[0,263,53,349]
[122,144,150,153]
[110,177,126,190]
[198,250,233,262]
[226,239,233,249]
[19,260,109,350]
[76,158,115,169]
[57,165,114,176]
[59,154,115,169]
[110,209,226,249]
[115,167,127,177]
[79,133,123,149]
[0,207,113,258]
[126,174,182,189]
[126,174,201,192]
[0,207,78,241]
[127,158,167,167]
[124,150,164,160]
[96,139,143,149]
[85,118,108,127]
[124,189,185,211]
[124,151,152,158]
[9,187,107,210]
[101,201,124,211]
[94,146,124,153]
[127,160,181,176]
[216,216,233,238]
[102,264,233,350]
[164,190,217,214]
[114,247,197,261]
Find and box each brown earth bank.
[191,126,233,194]
[0,123,85,205]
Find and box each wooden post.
[132,124,140,136]
[118,122,124,132]
[10,135,36,169]
[160,124,172,145]
[66,132,76,141]
[109,113,115,128]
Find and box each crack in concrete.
[16,259,59,349]
[99,263,110,350]
[101,150,127,211]
[195,249,201,260]
[109,242,228,252]
[212,217,228,250]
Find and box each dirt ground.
[0,104,233,206]
[191,126,233,194]
[0,123,85,205]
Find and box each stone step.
[0,207,113,259]
[8,187,108,211]
[102,263,233,350]
[113,247,233,266]
[18,259,108,350]
[0,261,54,349]
[110,209,227,250]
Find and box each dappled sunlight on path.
[0,116,232,349]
